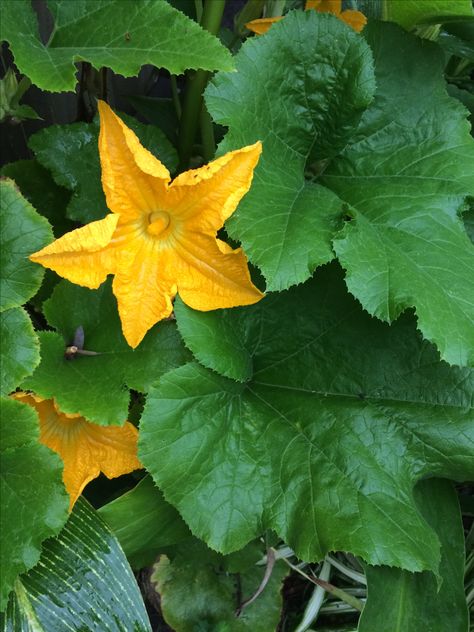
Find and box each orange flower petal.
[340,9,367,32]
[29,214,119,288]
[98,101,170,221]
[307,0,342,14]
[169,142,262,232]
[112,240,176,348]
[173,233,264,312]
[245,16,282,35]
[14,392,141,511]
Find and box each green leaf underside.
[0,398,68,611]
[1,160,73,237]
[0,308,40,396]
[98,475,191,569]
[359,479,468,632]
[385,0,473,29]
[29,113,178,223]
[23,279,190,426]
[1,498,151,631]
[0,0,233,93]
[0,179,53,312]
[139,264,474,572]
[152,539,287,632]
[206,14,474,366]
[207,11,375,293]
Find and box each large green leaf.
[0,308,39,396]
[140,264,474,573]
[1,498,152,630]
[359,479,468,632]
[384,0,473,28]
[207,11,374,293]
[0,397,68,611]
[0,179,53,312]
[1,160,73,237]
[29,113,178,224]
[23,279,190,425]
[205,15,474,367]
[152,538,287,631]
[98,475,190,569]
[0,0,233,93]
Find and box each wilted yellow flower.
[13,392,141,510]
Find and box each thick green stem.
[200,104,215,162]
[170,75,182,119]
[178,0,226,171]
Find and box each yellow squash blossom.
[30,101,264,348]
[246,0,366,34]
[13,392,142,510]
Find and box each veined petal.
[112,239,176,348]
[13,392,141,511]
[340,9,367,32]
[29,214,119,289]
[174,233,264,311]
[245,16,282,35]
[98,101,170,220]
[168,142,262,233]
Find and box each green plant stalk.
[200,104,216,162]
[170,75,182,119]
[178,0,226,170]
[282,558,364,613]
[266,0,286,18]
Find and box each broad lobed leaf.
[206,13,474,366]
[29,114,178,223]
[0,179,53,312]
[0,0,233,93]
[0,308,40,397]
[23,279,191,425]
[141,263,474,573]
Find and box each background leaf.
[384,0,473,29]
[139,264,474,573]
[0,179,52,312]
[0,397,68,611]
[1,498,152,630]
[0,0,233,93]
[358,479,469,632]
[206,11,375,292]
[0,308,39,396]
[98,475,191,569]
[29,113,178,223]
[152,538,288,632]
[23,279,191,425]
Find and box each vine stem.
[177,0,226,171]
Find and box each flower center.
[147,211,170,237]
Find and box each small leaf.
[139,263,474,572]
[0,308,40,396]
[152,538,287,631]
[1,498,152,630]
[29,114,178,223]
[0,0,233,93]
[98,475,191,569]
[359,479,469,632]
[0,397,68,611]
[0,178,53,311]
[23,279,190,425]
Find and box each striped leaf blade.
[1,498,151,631]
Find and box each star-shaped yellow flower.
[246,0,366,35]
[13,392,142,511]
[30,101,264,348]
